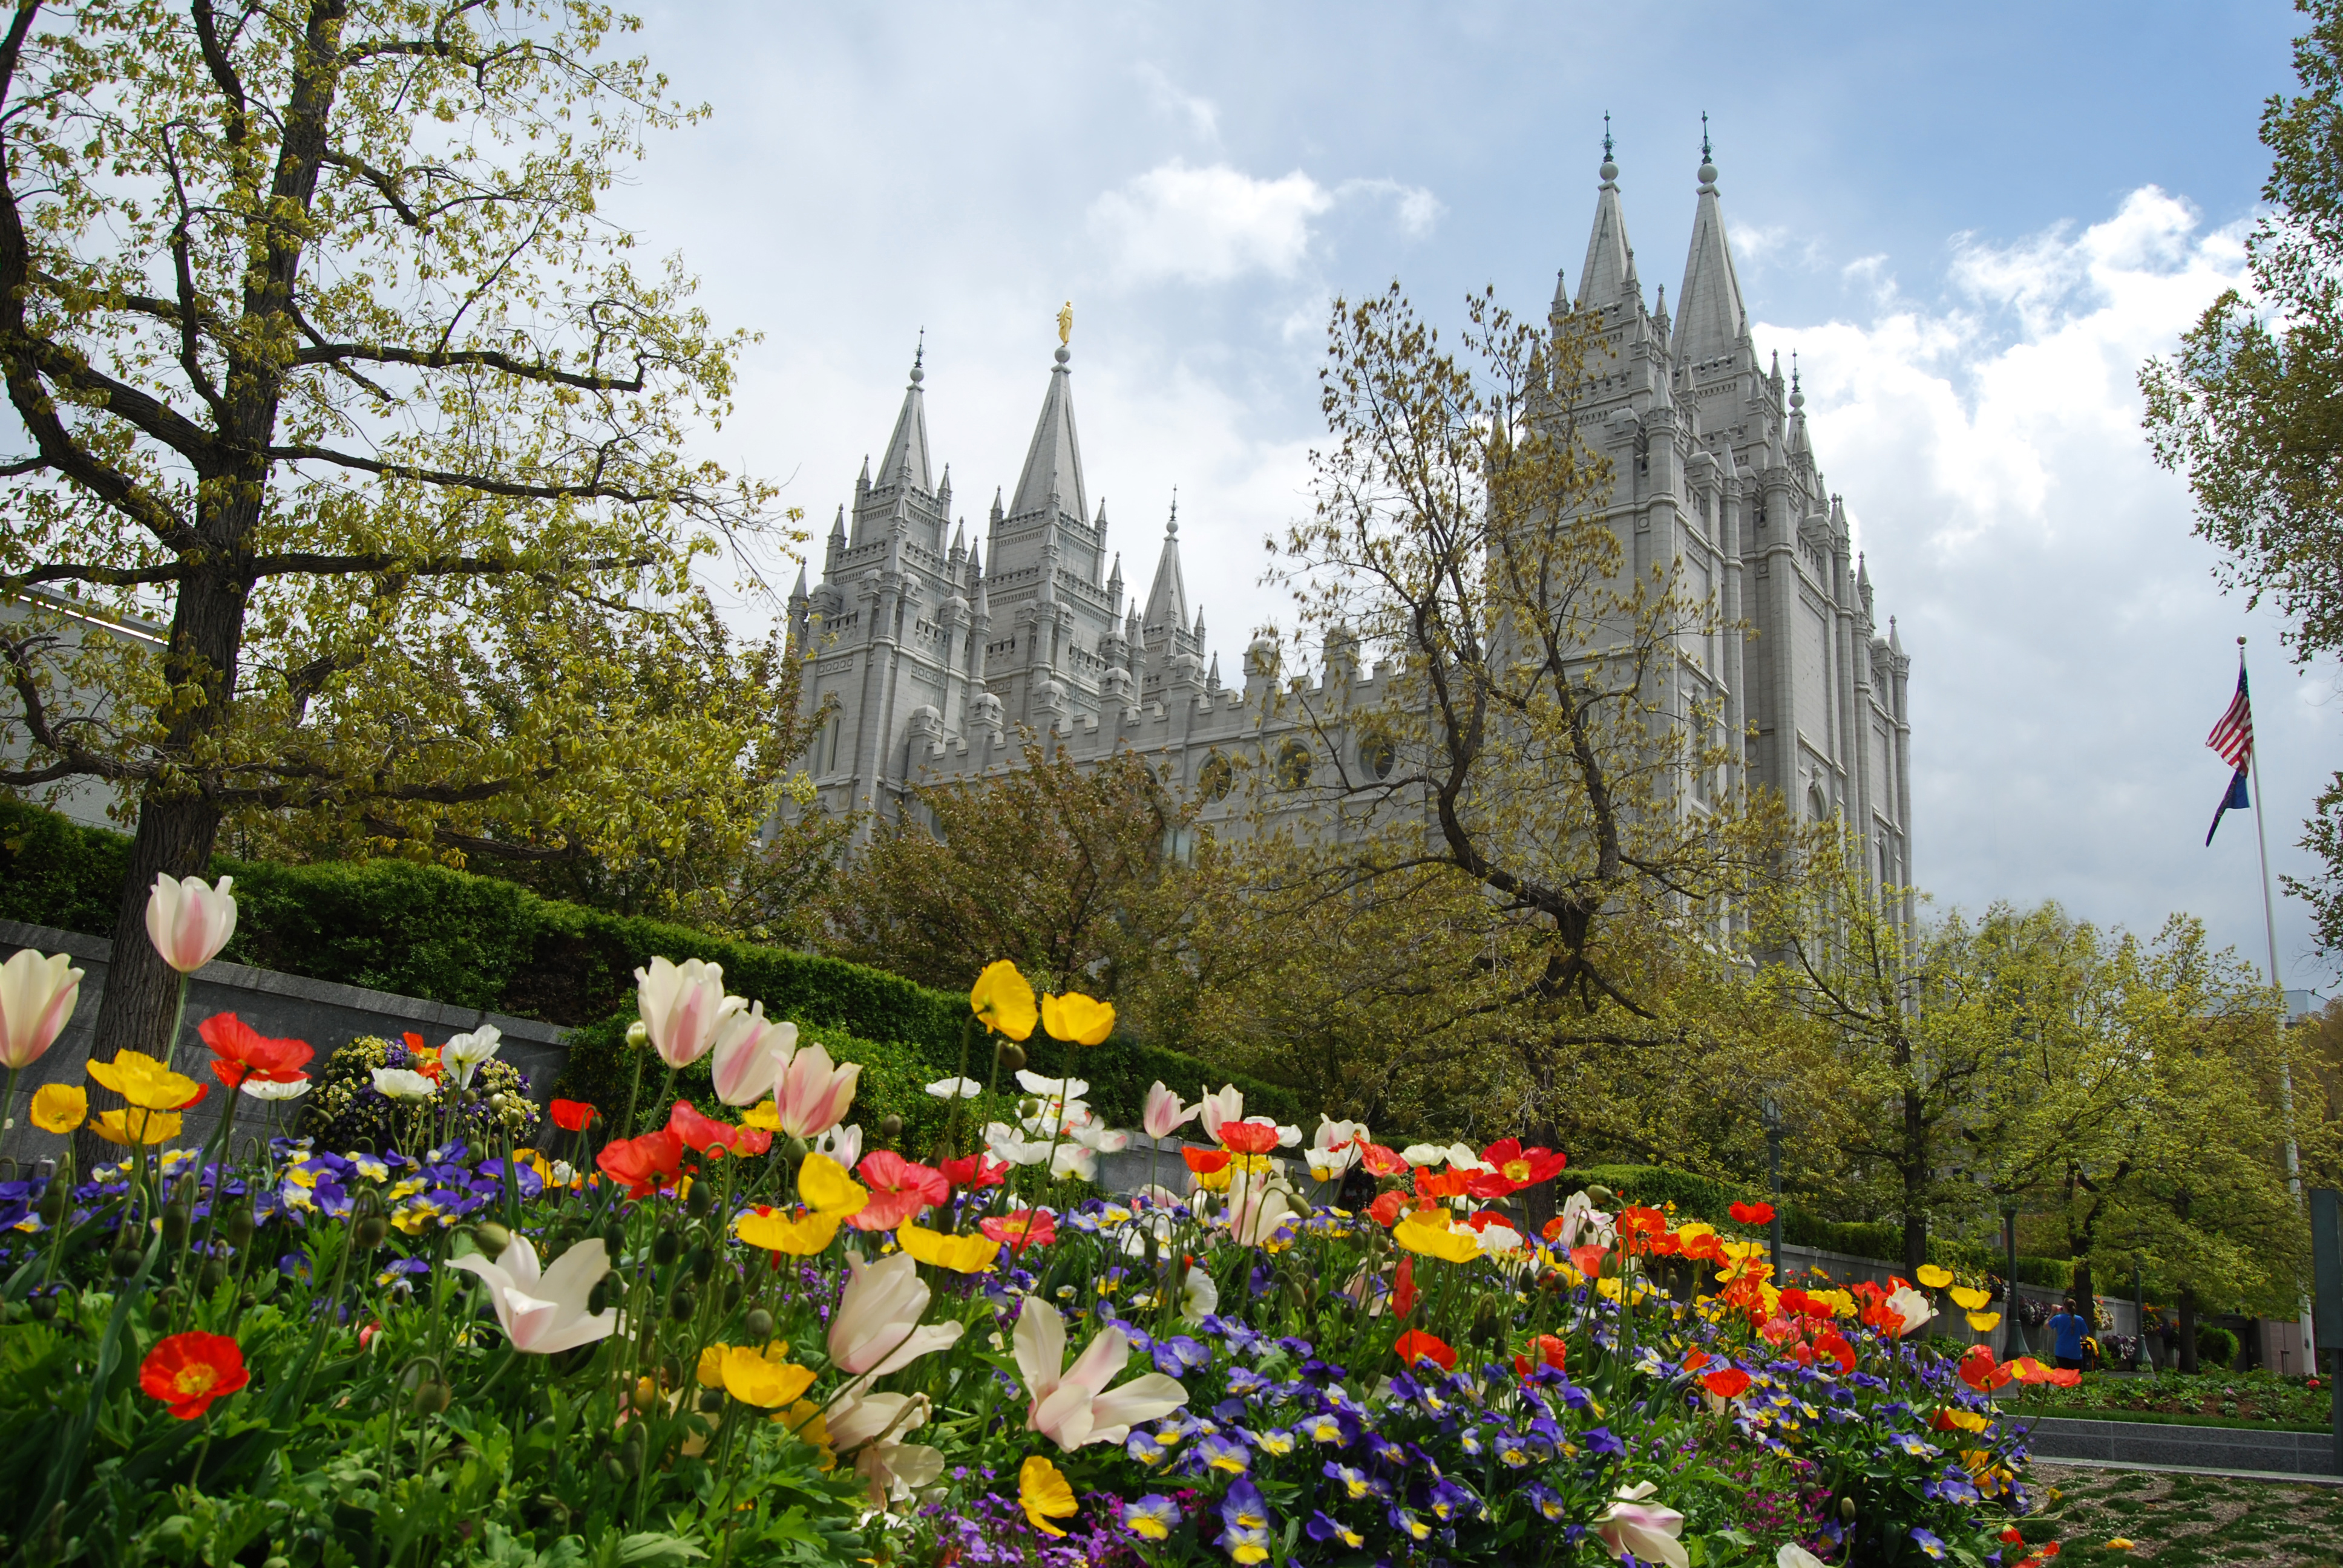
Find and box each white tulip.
[442,1025,503,1088]
[632,956,742,1069]
[709,1002,796,1106]
[447,1234,621,1354]
[145,873,237,974]
[0,948,82,1068]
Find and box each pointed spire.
[1205,652,1222,693]
[949,519,966,557]
[790,562,808,600]
[856,453,871,492]
[990,486,1004,523]
[830,505,847,541]
[1107,550,1124,612]
[1193,605,1206,640]
[1889,615,1902,655]
[874,345,934,492]
[1576,127,1637,310]
[1142,500,1188,633]
[1009,333,1087,522]
[1674,120,1748,367]
[1550,266,1570,322]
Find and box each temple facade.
[788,136,1913,898]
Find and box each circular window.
[1358,731,1395,781]
[1275,739,1312,792]
[1197,751,1234,802]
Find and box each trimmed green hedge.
[0,797,1300,1134]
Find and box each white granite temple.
[788,135,1913,895]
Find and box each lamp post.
[1762,1094,1785,1281]
[2131,1258,2147,1374]
[2002,1206,2022,1360]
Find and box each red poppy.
[979,1208,1058,1249]
[1218,1119,1282,1155]
[597,1128,684,1198]
[1815,1327,1856,1375]
[1413,1166,1474,1201]
[1777,1287,1815,1316]
[1728,1200,1775,1226]
[198,1013,313,1088]
[1568,1244,1608,1279]
[1368,1189,1407,1228]
[1513,1333,1568,1379]
[1958,1345,2013,1393]
[1182,1146,1233,1175]
[1700,1367,1752,1400]
[853,1150,951,1229]
[140,1331,250,1420]
[666,1100,771,1159]
[1470,1139,1567,1198]
[550,1099,598,1132]
[1682,1348,1711,1372]
[1356,1141,1410,1177]
[1392,1330,1457,1371]
[1677,1230,1726,1263]
[1391,1255,1417,1318]
[1615,1206,1670,1254]
[401,1032,446,1082]
[940,1152,1009,1189]
[1759,1315,1801,1346]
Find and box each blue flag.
[2206,767,2249,846]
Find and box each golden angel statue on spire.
[1057,299,1073,347]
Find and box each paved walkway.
[2034,1455,2343,1487]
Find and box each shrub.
[304,1034,539,1154]
[2197,1322,2241,1370]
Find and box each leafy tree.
[0,2,795,1064]
[2140,0,2343,949]
[1257,285,1766,1148]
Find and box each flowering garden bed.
[2017,1370,2332,1431]
[0,890,2083,1565]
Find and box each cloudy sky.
[611,1,2336,987]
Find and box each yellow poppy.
[1965,1310,2002,1333]
[31,1083,87,1134]
[1948,1284,1992,1312]
[709,1343,816,1409]
[741,1099,783,1131]
[899,1221,1001,1273]
[1019,1455,1078,1537]
[1392,1211,1479,1264]
[796,1154,869,1218]
[1040,991,1115,1046]
[1804,1287,1856,1319]
[91,1107,182,1146]
[969,961,1038,1042]
[85,1050,203,1111]
[734,1206,841,1256]
[1916,1264,1953,1289]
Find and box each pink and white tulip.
[775,1042,860,1138]
[1195,1083,1245,1142]
[1013,1296,1188,1451]
[633,956,742,1069]
[1884,1285,1936,1338]
[1592,1482,1688,1568]
[447,1235,621,1354]
[830,1250,965,1377]
[0,949,83,1068]
[1141,1081,1199,1140]
[145,874,237,974]
[825,1391,945,1506]
[709,1001,796,1106]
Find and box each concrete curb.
[2014,1414,2339,1477]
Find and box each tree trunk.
[1901,1086,1927,1276]
[2177,1287,2200,1375]
[92,790,223,1065]
[2071,1257,2096,1336]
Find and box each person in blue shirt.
[2048,1298,2091,1371]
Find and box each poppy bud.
[160,1203,190,1245]
[353,1214,389,1250]
[744,1308,775,1341]
[996,1042,1026,1073]
[36,1182,65,1225]
[687,1244,714,1283]
[723,1278,743,1312]
[237,1291,256,1310]
[172,1175,197,1208]
[528,1497,570,1534]
[198,1258,228,1294]
[782,1135,810,1163]
[587,1276,615,1315]
[668,1285,697,1322]
[1470,1295,1505,1348]
[601,1452,631,1483]
[686,1183,712,1219]
[1587,1186,1614,1205]
[659,1356,684,1389]
[473,1221,513,1256]
[625,1021,651,1051]
[1839,1497,1856,1521]
[109,1245,143,1278]
[698,1387,726,1413]
[29,1295,56,1322]
[264,1558,290,1568]
[880,1114,903,1143]
[652,1229,681,1267]
[413,1379,452,1416]
[224,1206,256,1247]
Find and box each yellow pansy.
[1040,991,1115,1046]
[1916,1264,1954,1289]
[796,1153,869,1218]
[31,1083,87,1134]
[1392,1210,1479,1264]
[899,1222,1001,1273]
[969,961,1038,1042]
[733,1206,842,1256]
[1948,1284,1992,1312]
[91,1108,182,1146]
[85,1050,204,1111]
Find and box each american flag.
[2207,664,2253,771]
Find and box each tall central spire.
[1009,336,1087,523]
[874,339,934,493]
[1576,128,1637,311]
[1673,124,1748,367]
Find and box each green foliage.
[0,794,128,935]
[305,1034,539,1154]
[2195,1322,2241,1370]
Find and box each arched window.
[1807,783,1831,823]
[1358,730,1395,781]
[1275,740,1312,792]
[1197,751,1234,803]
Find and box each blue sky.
[614,2,2337,987]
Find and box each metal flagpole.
[2240,636,2312,1374]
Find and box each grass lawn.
[2025,1370,2332,1428]
[2026,1462,2343,1566]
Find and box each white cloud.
[1136,63,1220,144]
[1770,188,2332,978]
[1087,162,1443,286]
[1089,161,1335,284]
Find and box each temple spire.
[1576,128,1637,310]
[1142,498,1188,633]
[1674,120,1748,367]
[1009,330,1087,522]
[874,343,934,492]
